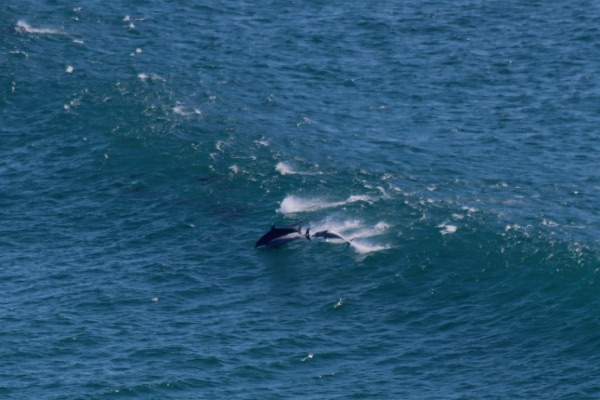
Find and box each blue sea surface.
[2,1,600,398]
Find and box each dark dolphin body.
[313,230,351,244]
[255,225,310,248]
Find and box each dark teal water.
[2,1,600,398]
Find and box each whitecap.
[350,241,392,254]
[438,223,457,235]
[375,221,390,231]
[9,50,28,59]
[277,196,342,214]
[346,194,375,204]
[310,218,361,234]
[15,20,59,34]
[173,105,201,116]
[137,73,164,82]
[542,219,559,227]
[277,195,364,214]
[277,194,375,214]
[296,116,315,127]
[275,162,295,175]
[333,298,344,309]
[275,161,322,176]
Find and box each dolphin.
[313,230,351,244]
[255,225,310,248]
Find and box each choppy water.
[2,1,600,398]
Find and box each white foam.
[375,221,390,231]
[16,20,59,34]
[350,241,392,254]
[296,117,315,127]
[9,50,28,59]
[173,105,202,116]
[311,218,361,234]
[137,73,164,82]
[275,162,295,175]
[375,186,390,198]
[439,223,457,235]
[277,194,373,214]
[333,298,344,309]
[542,219,559,227]
[347,195,375,204]
[308,217,392,254]
[277,196,343,214]
[275,161,323,176]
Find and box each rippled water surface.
[2,1,600,398]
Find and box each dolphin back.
[255,226,302,248]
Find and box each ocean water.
[2,1,600,398]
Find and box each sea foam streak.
[309,217,392,254]
[350,241,392,254]
[173,105,202,116]
[277,196,343,213]
[277,195,375,214]
[15,20,60,34]
[275,162,322,176]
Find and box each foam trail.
[347,195,375,204]
[15,20,59,34]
